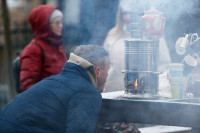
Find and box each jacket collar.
[67,53,97,88]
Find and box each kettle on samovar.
[141,7,165,37]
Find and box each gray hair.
[74,44,109,68]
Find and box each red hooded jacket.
[20,5,67,91]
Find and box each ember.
[95,122,141,133]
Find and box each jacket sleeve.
[20,43,43,91]
[66,89,102,133]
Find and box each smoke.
[63,0,200,74]
[139,0,200,63]
[62,0,200,44]
[61,1,200,129]
[92,0,200,47]
[119,0,200,24]
[149,0,199,22]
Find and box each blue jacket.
[0,55,102,133]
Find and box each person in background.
[103,0,171,93]
[20,5,67,92]
[103,0,131,92]
[0,44,110,133]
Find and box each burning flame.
[134,79,138,87]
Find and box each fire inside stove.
[125,72,159,95]
[125,78,140,93]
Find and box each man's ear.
[95,67,101,78]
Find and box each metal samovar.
[124,7,165,96]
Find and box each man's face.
[96,56,110,92]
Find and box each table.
[99,91,200,130]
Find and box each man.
[0,44,110,133]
